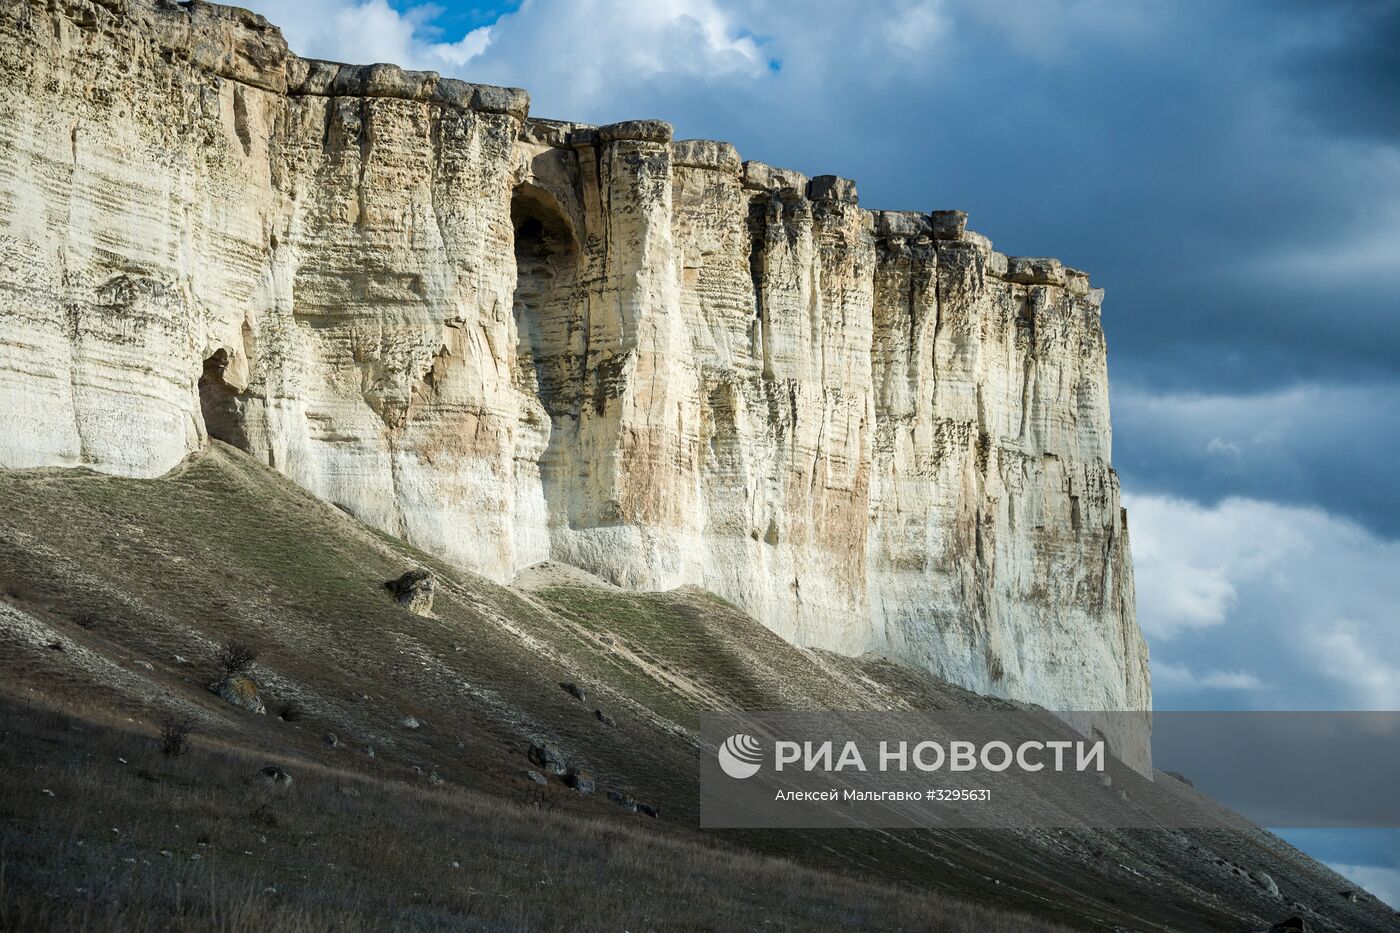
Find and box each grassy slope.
[0,444,1392,931]
[0,698,1063,933]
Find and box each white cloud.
[1128,495,1308,639]
[1328,863,1400,910]
[247,0,1126,126]
[1244,148,1400,282]
[1116,383,1347,466]
[246,0,432,68]
[1198,669,1265,690]
[1204,437,1241,459]
[957,0,1155,57]
[1152,662,1265,692]
[880,2,952,56]
[243,0,771,119]
[427,27,492,67]
[1112,381,1400,542]
[1127,493,1400,710]
[1310,623,1400,711]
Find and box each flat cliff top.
[107,0,529,116]
[108,0,1087,283]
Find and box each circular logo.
[718,733,763,779]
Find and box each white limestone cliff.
[0,0,1150,767]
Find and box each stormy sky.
[241,0,1400,904]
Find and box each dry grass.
[0,697,1068,932]
[159,717,193,757]
[0,445,1390,932]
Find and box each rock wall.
[0,0,1150,765]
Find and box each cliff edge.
[0,0,1150,766]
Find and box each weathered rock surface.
[528,743,567,776]
[257,765,293,788]
[0,0,1149,766]
[1253,870,1281,898]
[385,570,434,616]
[210,675,265,714]
[563,768,595,795]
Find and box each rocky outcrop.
[385,570,435,616]
[0,0,1149,766]
[210,674,265,714]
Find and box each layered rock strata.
[0,0,1150,766]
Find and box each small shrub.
[160,717,193,757]
[278,700,303,722]
[216,641,258,676]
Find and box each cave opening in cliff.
[511,184,581,527]
[746,195,775,379]
[198,348,251,452]
[511,184,579,417]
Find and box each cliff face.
[0,0,1149,762]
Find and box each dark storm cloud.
[608,1,1400,394]
[1112,383,1400,537]
[1280,0,1400,143]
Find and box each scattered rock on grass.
[606,789,658,818]
[1251,871,1280,898]
[384,570,435,616]
[525,770,547,785]
[400,716,421,729]
[528,743,567,776]
[209,675,266,715]
[560,682,586,702]
[564,768,594,795]
[594,709,616,727]
[257,766,293,788]
[324,733,338,748]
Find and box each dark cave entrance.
[511,184,579,417]
[746,194,775,380]
[511,184,581,527]
[199,348,251,452]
